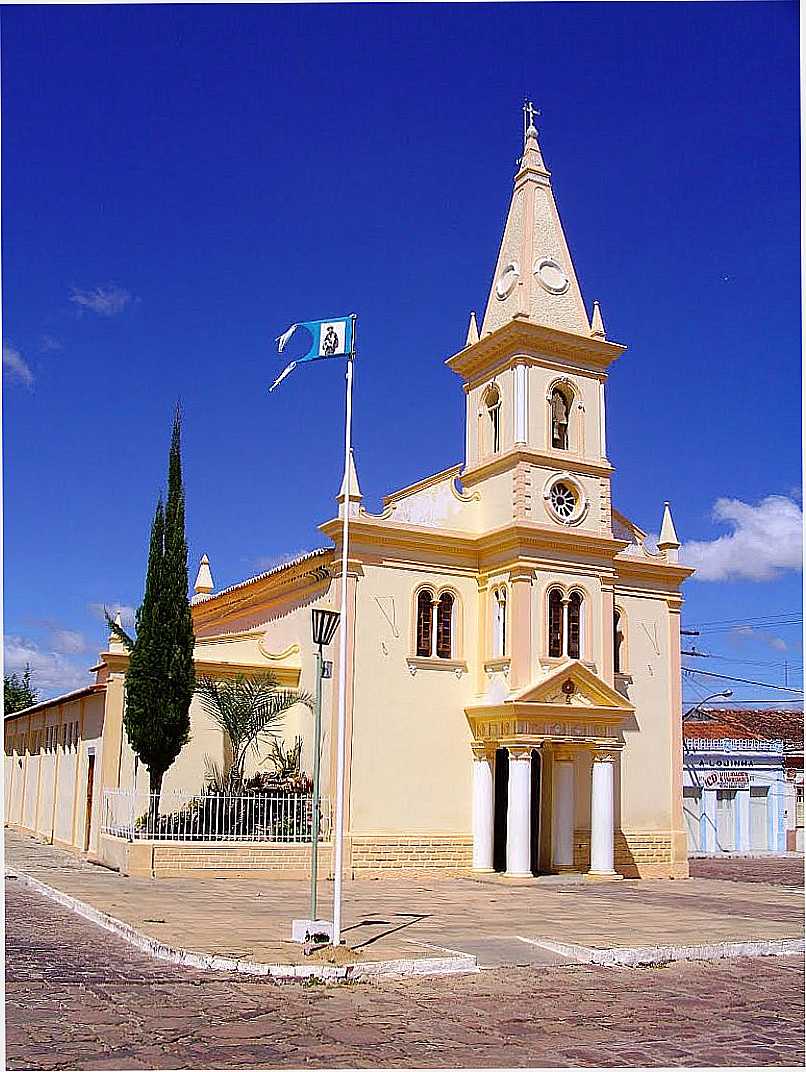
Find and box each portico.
[467,661,631,879]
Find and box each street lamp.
[682,690,733,721]
[309,608,340,925]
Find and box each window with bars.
[436,592,454,659]
[613,610,624,673]
[416,590,434,657]
[548,588,563,658]
[484,385,501,456]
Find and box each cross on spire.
[522,99,541,146]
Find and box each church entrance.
[492,747,543,875]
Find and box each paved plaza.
[5,878,804,1069]
[5,832,804,970]
[689,855,804,888]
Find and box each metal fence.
[102,788,332,843]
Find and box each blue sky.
[3,2,801,706]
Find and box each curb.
[6,869,478,982]
[519,935,805,967]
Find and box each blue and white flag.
[270,316,354,391]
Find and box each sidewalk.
[5,830,803,978]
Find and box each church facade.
[5,113,693,880]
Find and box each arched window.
[436,592,454,659]
[416,589,434,657]
[614,610,624,674]
[548,588,564,658]
[568,592,583,660]
[550,387,571,450]
[492,586,507,657]
[484,385,501,455]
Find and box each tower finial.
[522,99,540,146]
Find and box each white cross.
[522,99,541,145]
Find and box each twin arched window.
[416,589,455,659]
[548,588,583,659]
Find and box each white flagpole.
[332,314,356,946]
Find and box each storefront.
[683,724,787,854]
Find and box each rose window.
[550,481,576,519]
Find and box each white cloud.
[88,602,135,627]
[70,285,134,317]
[3,342,34,387]
[730,625,788,652]
[51,629,88,655]
[39,334,62,352]
[681,495,803,582]
[3,635,90,697]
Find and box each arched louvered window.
[436,592,454,659]
[493,587,507,657]
[484,385,501,455]
[568,592,583,660]
[614,610,624,674]
[550,387,571,450]
[416,589,434,657]
[548,588,564,658]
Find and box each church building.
[5,110,693,880]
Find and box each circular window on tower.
[534,257,570,295]
[543,473,588,526]
[495,261,520,300]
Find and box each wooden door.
[84,754,95,852]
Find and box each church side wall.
[347,562,477,872]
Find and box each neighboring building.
[683,709,804,854]
[4,109,695,880]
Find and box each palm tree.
[195,673,312,792]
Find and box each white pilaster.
[472,748,495,871]
[506,748,532,876]
[514,363,528,445]
[703,790,717,853]
[589,751,617,875]
[551,751,575,870]
[599,380,607,459]
[736,789,751,852]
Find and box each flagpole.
[332,314,356,946]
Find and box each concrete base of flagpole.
[291,918,334,945]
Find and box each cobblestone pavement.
[6,880,805,1069]
[689,856,805,888]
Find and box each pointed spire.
[480,103,591,338]
[657,502,681,563]
[465,311,479,347]
[590,300,606,339]
[337,449,363,517]
[192,553,214,601]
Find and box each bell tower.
[447,104,626,537]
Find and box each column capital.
[553,748,576,763]
[507,745,533,761]
[471,741,496,761]
[591,749,618,764]
[508,565,535,584]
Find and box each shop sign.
[703,770,750,788]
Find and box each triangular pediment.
[512,660,633,712]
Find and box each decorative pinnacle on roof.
[465,311,479,347]
[193,553,215,600]
[591,300,606,339]
[658,502,681,562]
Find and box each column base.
[471,867,496,874]
[504,870,533,879]
[585,870,621,882]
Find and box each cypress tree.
[123,407,195,819]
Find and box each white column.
[472,748,495,871]
[736,788,751,852]
[561,599,569,658]
[514,363,528,445]
[589,751,617,875]
[551,751,575,870]
[506,748,532,876]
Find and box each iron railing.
[101,788,331,843]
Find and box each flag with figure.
[270,316,354,391]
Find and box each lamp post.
[683,690,733,721]
[309,608,340,923]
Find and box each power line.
[682,666,804,693]
[685,611,802,628]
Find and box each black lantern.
[312,608,340,650]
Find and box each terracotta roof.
[683,722,762,742]
[713,708,803,745]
